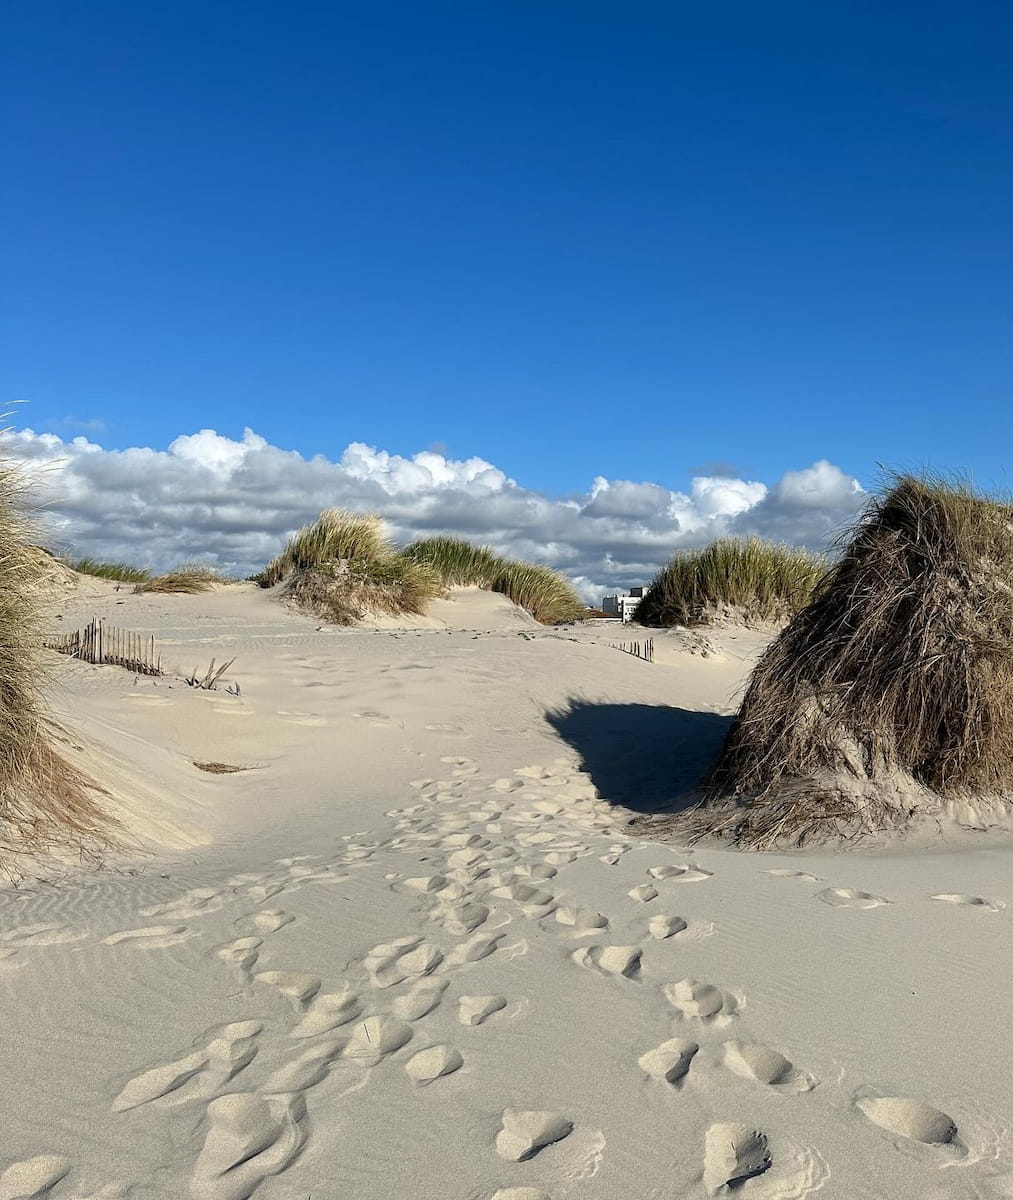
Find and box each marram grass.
[694,475,1013,845]
[0,459,116,872]
[400,536,503,587]
[635,538,826,628]
[67,557,151,584]
[135,564,221,594]
[400,536,584,625]
[286,558,442,625]
[260,510,390,587]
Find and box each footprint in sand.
[664,977,739,1022]
[703,1124,771,1193]
[190,1091,307,1200]
[353,710,392,727]
[817,888,891,909]
[405,1044,464,1085]
[3,923,87,947]
[103,925,191,948]
[0,1155,71,1200]
[440,933,504,969]
[239,909,295,934]
[628,885,659,903]
[343,1016,413,1067]
[392,979,448,1021]
[638,1038,698,1085]
[141,887,225,920]
[571,944,642,980]
[763,868,823,882]
[291,989,362,1038]
[554,906,608,935]
[931,893,1005,911]
[277,710,328,727]
[459,995,507,1026]
[648,915,687,940]
[856,1095,957,1144]
[213,936,262,973]
[723,1041,815,1091]
[263,1038,344,1092]
[425,723,465,734]
[113,1022,261,1112]
[366,940,444,989]
[496,1109,573,1162]
[113,1050,208,1111]
[254,970,321,1009]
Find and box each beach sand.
[0,579,1010,1199]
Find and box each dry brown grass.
[694,475,1013,846]
[0,463,117,874]
[135,564,221,594]
[192,761,255,774]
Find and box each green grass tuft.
[399,535,583,624]
[400,536,504,586]
[635,537,826,628]
[260,509,390,587]
[66,557,151,583]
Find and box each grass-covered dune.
[697,476,1013,845]
[259,515,584,626]
[635,537,826,628]
[402,536,584,626]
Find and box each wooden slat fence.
[608,637,654,663]
[45,617,163,676]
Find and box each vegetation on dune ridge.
[286,558,442,625]
[400,536,504,586]
[66,557,151,583]
[259,510,389,587]
[635,537,827,628]
[0,460,116,872]
[135,564,222,594]
[694,474,1013,846]
[400,535,584,624]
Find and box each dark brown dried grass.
[695,475,1013,846]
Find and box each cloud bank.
[7,427,866,603]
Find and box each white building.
[602,586,647,623]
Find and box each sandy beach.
[0,578,1006,1199]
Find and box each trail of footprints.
[1,752,982,1197]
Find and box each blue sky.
[5,2,1013,498]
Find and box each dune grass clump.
[286,558,442,625]
[696,476,1013,846]
[488,560,584,625]
[260,509,389,587]
[0,463,114,871]
[67,557,151,583]
[400,535,583,624]
[635,538,827,628]
[400,536,504,587]
[134,565,221,594]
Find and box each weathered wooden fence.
[608,637,654,663]
[45,617,163,676]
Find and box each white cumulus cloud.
[5,427,866,602]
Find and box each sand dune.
[0,580,1009,1197]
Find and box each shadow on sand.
[545,700,733,816]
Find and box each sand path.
[0,584,1010,1198]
